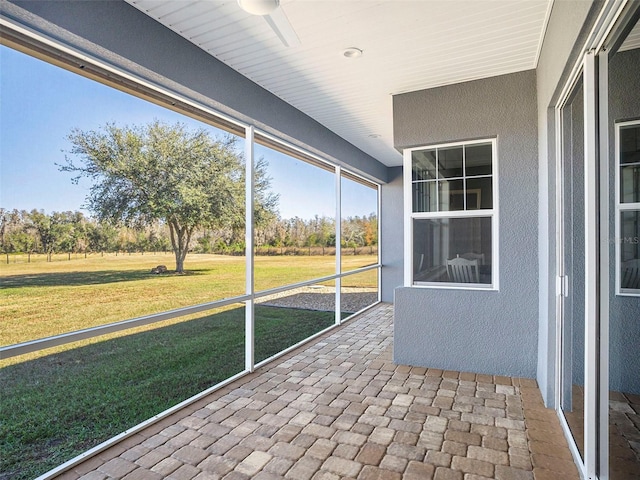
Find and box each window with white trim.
[616,120,640,296]
[404,139,498,289]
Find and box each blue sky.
[0,46,376,220]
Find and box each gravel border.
[256,285,377,313]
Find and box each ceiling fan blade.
[265,7,301,47]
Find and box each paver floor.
[54,303,579,480]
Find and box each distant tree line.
[2,120,377,271]
[0,208,377,261]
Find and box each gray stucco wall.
[392,70,539,378]
[380,167,404,303]
[534,0,600,406]
[608,47,640,395]
[2,0,388,183]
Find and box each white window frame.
[615,119,640,297]
[403,138,499,290]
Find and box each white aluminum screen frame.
[0,15,384,480]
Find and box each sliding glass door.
[557,4,640,479]
[605,13,640,479]
[559,75,587,463]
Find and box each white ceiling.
[125,0,553,167]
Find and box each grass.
[0,253,377,479]
[0,305,337,479]
[1,252,377,346]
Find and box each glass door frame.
[555,53,600,479]
[597,5,640,478]
[555,1,639,479]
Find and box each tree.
[69,211,90,256]
[30,210,56,261]
[88,222,118,254]
[51,212,76,259]
[0,209,17,259]
[6,230,34,257]
[0,209,7,255]
[61,121,276,273]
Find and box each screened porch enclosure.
[0,22,381,479]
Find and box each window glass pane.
[412,142,494,214]
[0,46,246,343]
[1,304,245,479]
[255,281,335,364]
[413,217,492,285]
[438,179,464,211]
[253,145,336,292]
[466,177,493,210]
[465,143,493,176]
[620,165,640,203]
[438,146,463,178]
[620,124,640,165]
[412,149,437,180]
[341,269,378,316]
[413,180,437,213]
[620,125,640,203]
[341,175,378,272]
[620,210,640,292]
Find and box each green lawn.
[0,252,377,346]
[0,253,377,480]
[0,305,335,480]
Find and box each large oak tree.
[61,121,277,273]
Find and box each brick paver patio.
[53,303,579,480]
